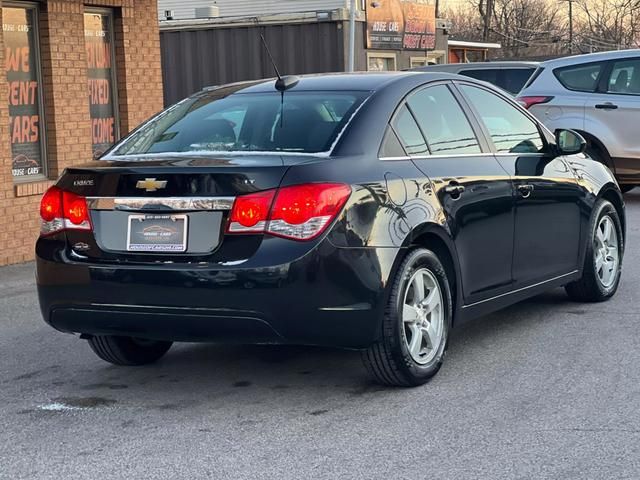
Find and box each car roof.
[201,71,462,95]
[410,61,540,72]
[540,48,640,67]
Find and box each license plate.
[126,214,188,252]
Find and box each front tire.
[87,335,172,366]
[565,199,623,302]
[362,248,452,387]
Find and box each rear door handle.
[595,103,618,110]
[517,184,534,198]
[443,184,465,198]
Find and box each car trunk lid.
[56,154,316,263]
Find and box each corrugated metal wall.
[158,0,349,20]
[160,22,346,105]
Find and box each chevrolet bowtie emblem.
[136,178,167,192]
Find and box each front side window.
[408,84,482,155]
[607,58,640,94]
[554,62,604,92]
[111,91,368,156]
[460,85,545,154]
[85,10,119,158]
[4,5,46,181]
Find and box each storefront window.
[84,10,119,158]
[4,5,46,181]
[368,54,397,72]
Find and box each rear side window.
[554,62,604,92]
[460,85,544,154]
[379,127,406,158]
[391,105,428,156]
[111,91,368,156]
[607,58,640,94]
[408,84,482,155]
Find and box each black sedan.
[36,72,625,386]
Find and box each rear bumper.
[36,237,400,348]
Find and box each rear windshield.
[110,90,369,156]
[461,68,536,95]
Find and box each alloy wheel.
[401,268,445,365]
[594,215,619,288]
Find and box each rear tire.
[362,248,452,387]
[87,335,172,366]
[565,199,623,302]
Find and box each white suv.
[518,49,640,192]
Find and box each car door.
[457,82,582,287]
[391,82,515,305]
[586,57,640,182]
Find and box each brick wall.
[0,0,164,266]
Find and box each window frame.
[5,1,48,183]
[453,80,553,156]
[410,57,428,68]
[84,7,121,158]
[378,80,492,161]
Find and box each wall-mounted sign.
[4,6,45,180]
[84,11,119,159]
[366,0,436,51]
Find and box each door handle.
[595,103,618,110]
[443,183,465,199]
[517,184,534,198]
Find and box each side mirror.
[555,129,586,155]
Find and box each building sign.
[366,0,436,51]
[84,11,118,159]
[4,7,45,180]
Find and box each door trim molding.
[462,270,579,309]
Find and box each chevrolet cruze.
[36,73,625,386]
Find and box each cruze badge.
[136,178,167,192]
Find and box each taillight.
[39,186,92,236]
[228,189,276,233]
[516,95,553,109]
[227,183,351,241]
[269,183,351,240]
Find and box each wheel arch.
[575,130,615,171]
[598,185,626,243]
[407,223,463,325]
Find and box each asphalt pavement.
[2,192,640,479]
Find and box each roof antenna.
[259,34,299,92]
[260,34,299,129]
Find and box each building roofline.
[158,9,361,31]
[448,40,502,49]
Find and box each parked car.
[36,72,625,387]
[517,49,640,192]
[409,61,539,95]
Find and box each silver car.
[410,61,539,95]
[518,49,640,192]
